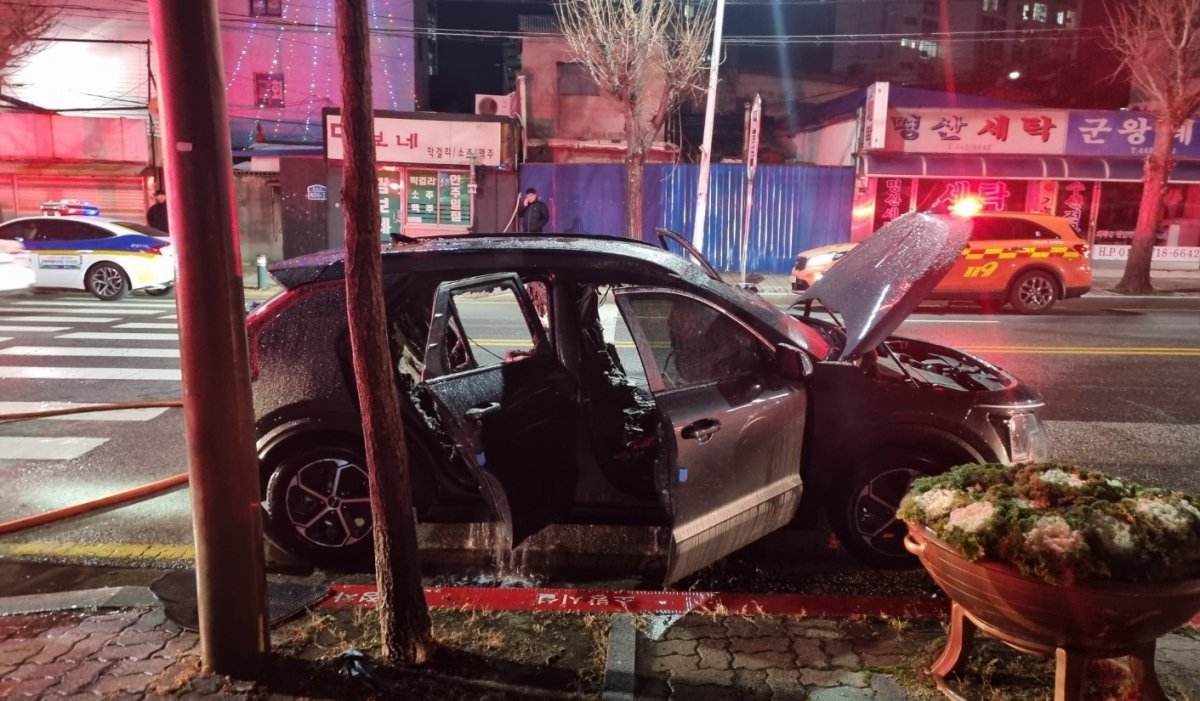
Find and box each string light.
[247,1,288,145]
[302,0,323,141]
[372,0,400,111]
[273,0,300,139]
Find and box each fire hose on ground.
[0,401,187,535]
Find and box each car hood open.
[797,212,970,361]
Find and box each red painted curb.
[322,585,950,618]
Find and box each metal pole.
[148,0,268,678]
[690,0,726,254]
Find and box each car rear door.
[419,273,580,547]
[614,287,808,584]
[938,216,1018,294]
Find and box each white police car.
[0,216,175,300]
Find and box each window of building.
[249,0,282,17]
[556,62,599,97]
[917,40,940,58]
[982,0,999,11]
[1032,3,1048,21]
[1057,9,1076,26]
[254,73,285,108]
[901,38,918,49]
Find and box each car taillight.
[1073,243,1089,257]
[146,242,167,255]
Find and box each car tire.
[1008,269,1058,314]
[144,285,173,297]
[85,263,130,301]
[263,438,375,570]
[829,449,949,569]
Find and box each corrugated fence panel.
[520,163,627,236]
[522,163,854,273]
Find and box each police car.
[0,216,175,300]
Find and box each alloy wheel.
[851,467,922,558]
[89,266,125,298]
[1017,274,1055,311]
[284,457,373,548]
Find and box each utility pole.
[147,0,268,678]
[691,0,726,254]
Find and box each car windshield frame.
[111,221,168,238]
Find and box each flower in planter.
[899,463,1200,586]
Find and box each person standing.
[518,187,549,233]
[147,190,170,233]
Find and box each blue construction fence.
[519,163,854,274]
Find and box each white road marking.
[2,316,119,323]
[0,306,165,316]
[115,322,178,329]
[0,325,70,332]
[902,319,1000,324]
[0,366,181,381]
[159,314,177,319]
[0,346,180,358]
[13,300,173,309]
[56,332,178,341]
[0,402,170,421]
[0,436,108,461]
[0,337,9,343]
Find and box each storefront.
[323,109,516,240]
[854,101,1200,269]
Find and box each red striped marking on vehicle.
[323,585,949,618]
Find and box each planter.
[905,523,1200,701]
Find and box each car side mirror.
[775,343,812,381]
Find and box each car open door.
[420,273,579,547]
[615,287,809,584]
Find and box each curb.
[0,586,158,616]
[602,613,637,701]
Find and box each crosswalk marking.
[115,322,178,330]
[0,346,180,358]
[1,316,120,323]
[12,300,174,309]
[0,366,181,381]
[0,306,166,316]
[0,436,109,460]
[159,314,177,319]
[0,402,170,422]
[0,337,9,344]
[0,325,69,332]
[56,332,178,341]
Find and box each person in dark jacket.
[147,190,169,233]
[518,187,549,233]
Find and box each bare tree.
[1106,0,1200,294]
[334,0,433,665]
[557,0,713,238]
[0,1,59,88]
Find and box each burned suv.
[248,214,1046,578]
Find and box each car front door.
[419,273,579,547]
[615,287,809,584]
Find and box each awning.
[858,154,1200,183]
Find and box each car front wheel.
[829,451,946,569]
[1008,270,1058,314]
[144,284,173,297]
[86,263,129,301]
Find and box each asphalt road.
[0,289,1198,578]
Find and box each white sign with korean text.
[862,82,889,151]
[325,114,502,167]
[1093,245,1200,270]
[885,109,1069,155]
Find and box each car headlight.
[806,251,847,268]
[1003,412,1047,463]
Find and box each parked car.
[0,216,174,300]
[792,212,1092,313]
[247,213,1046,577]
[40,199,101,217]
[0,239,35,296]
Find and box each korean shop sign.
[884,109,1069,154]
[406,170,439,224]
[325,113,502,166]
[438,172,470,226]
[1066,112,1200,158]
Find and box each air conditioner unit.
[475,93,512,116]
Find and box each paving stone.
[25,640,78,665]
[52,659,112,695]
[645,638,699,657]
[0,643,43,667]
[854,635,911,667]
[131,608,167,631]
[823,639,862,669]
[724,618,761,638]
[6,660,80,682]
[37,626,90,646]
[733,668,769,687]
[76,613,137,634]
[730,636,791,654]
[668,623,730,640]
[646,653,699,675]
[696,639,732,669]
[799,668,869,688]
[113,629,171,648]
[637,675,672,700]
[43,694,109,701]
[792,637,829,667]
[807,686,874,701]
[667,683,733,701]
[0,676,59,698]
[110,656,176,677]
[751,618,789,637]
[670,668,735,687]
[87,672,157,696]
[152,632,200,658]
[764,667,805,696]
[58,633,111,663]
[871,672,916,701]
[731,650,796,671]
[787,620,843,639]
[95,641,166,662]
